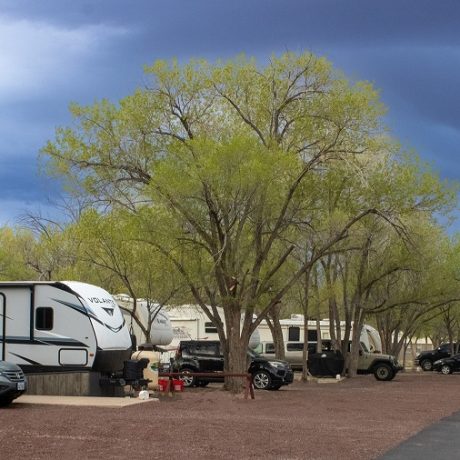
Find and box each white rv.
[114,294,174,346]
[0,281,132,373]
[165,304,260,350]
[257,315,382,353]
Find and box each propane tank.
[131,349,160,390]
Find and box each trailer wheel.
[179,368,197,387]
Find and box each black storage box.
[308,351,344,377]
[123,358,149,381]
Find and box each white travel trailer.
[0,281,132,373]
[114,294,174,347]
[165,304,260,350]
[257,314,382,353]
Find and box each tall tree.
[43,53,450,390]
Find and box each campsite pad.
[14,394,158,408]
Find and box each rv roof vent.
[290,314,303,320]
[114,293,131,301]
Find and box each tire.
[197,381,209,387]
[373,363,395,381]
[440,364,452,375]
[420,359,433,371]
[252,370,272,390]
[179,368,197,388]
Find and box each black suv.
[173,340,294,390]
[415,343,459,371]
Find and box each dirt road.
[1,372,459,460]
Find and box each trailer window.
[288,327,300,341]
[36,307,54,330]
[204,322,218,334]
[307,330,318,342]
[286,342,303,351]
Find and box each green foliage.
[38,52,459,383]
[0,227,36,280]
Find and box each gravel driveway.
[1,372,460,460]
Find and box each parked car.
[415,343,458,371]
[433,354,460,375]
[173,340,294,390]
[0,360,27,406]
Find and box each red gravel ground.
[1,372,460,460]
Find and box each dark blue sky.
[1,0,459,227]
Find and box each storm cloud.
[0,0,459,225]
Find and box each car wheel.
[252,370,272,390]
[440,364,452,375]
[179,368,197,387]
[420,359,433,371]
[373,363,395,381]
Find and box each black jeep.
[173,340,294,390]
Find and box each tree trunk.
[267,306,285,360]
[223,302,250,393]
[348,306,364,377]
[302,266,312,382]
[302,313,310,382]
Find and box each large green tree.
[43,52,452,390]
